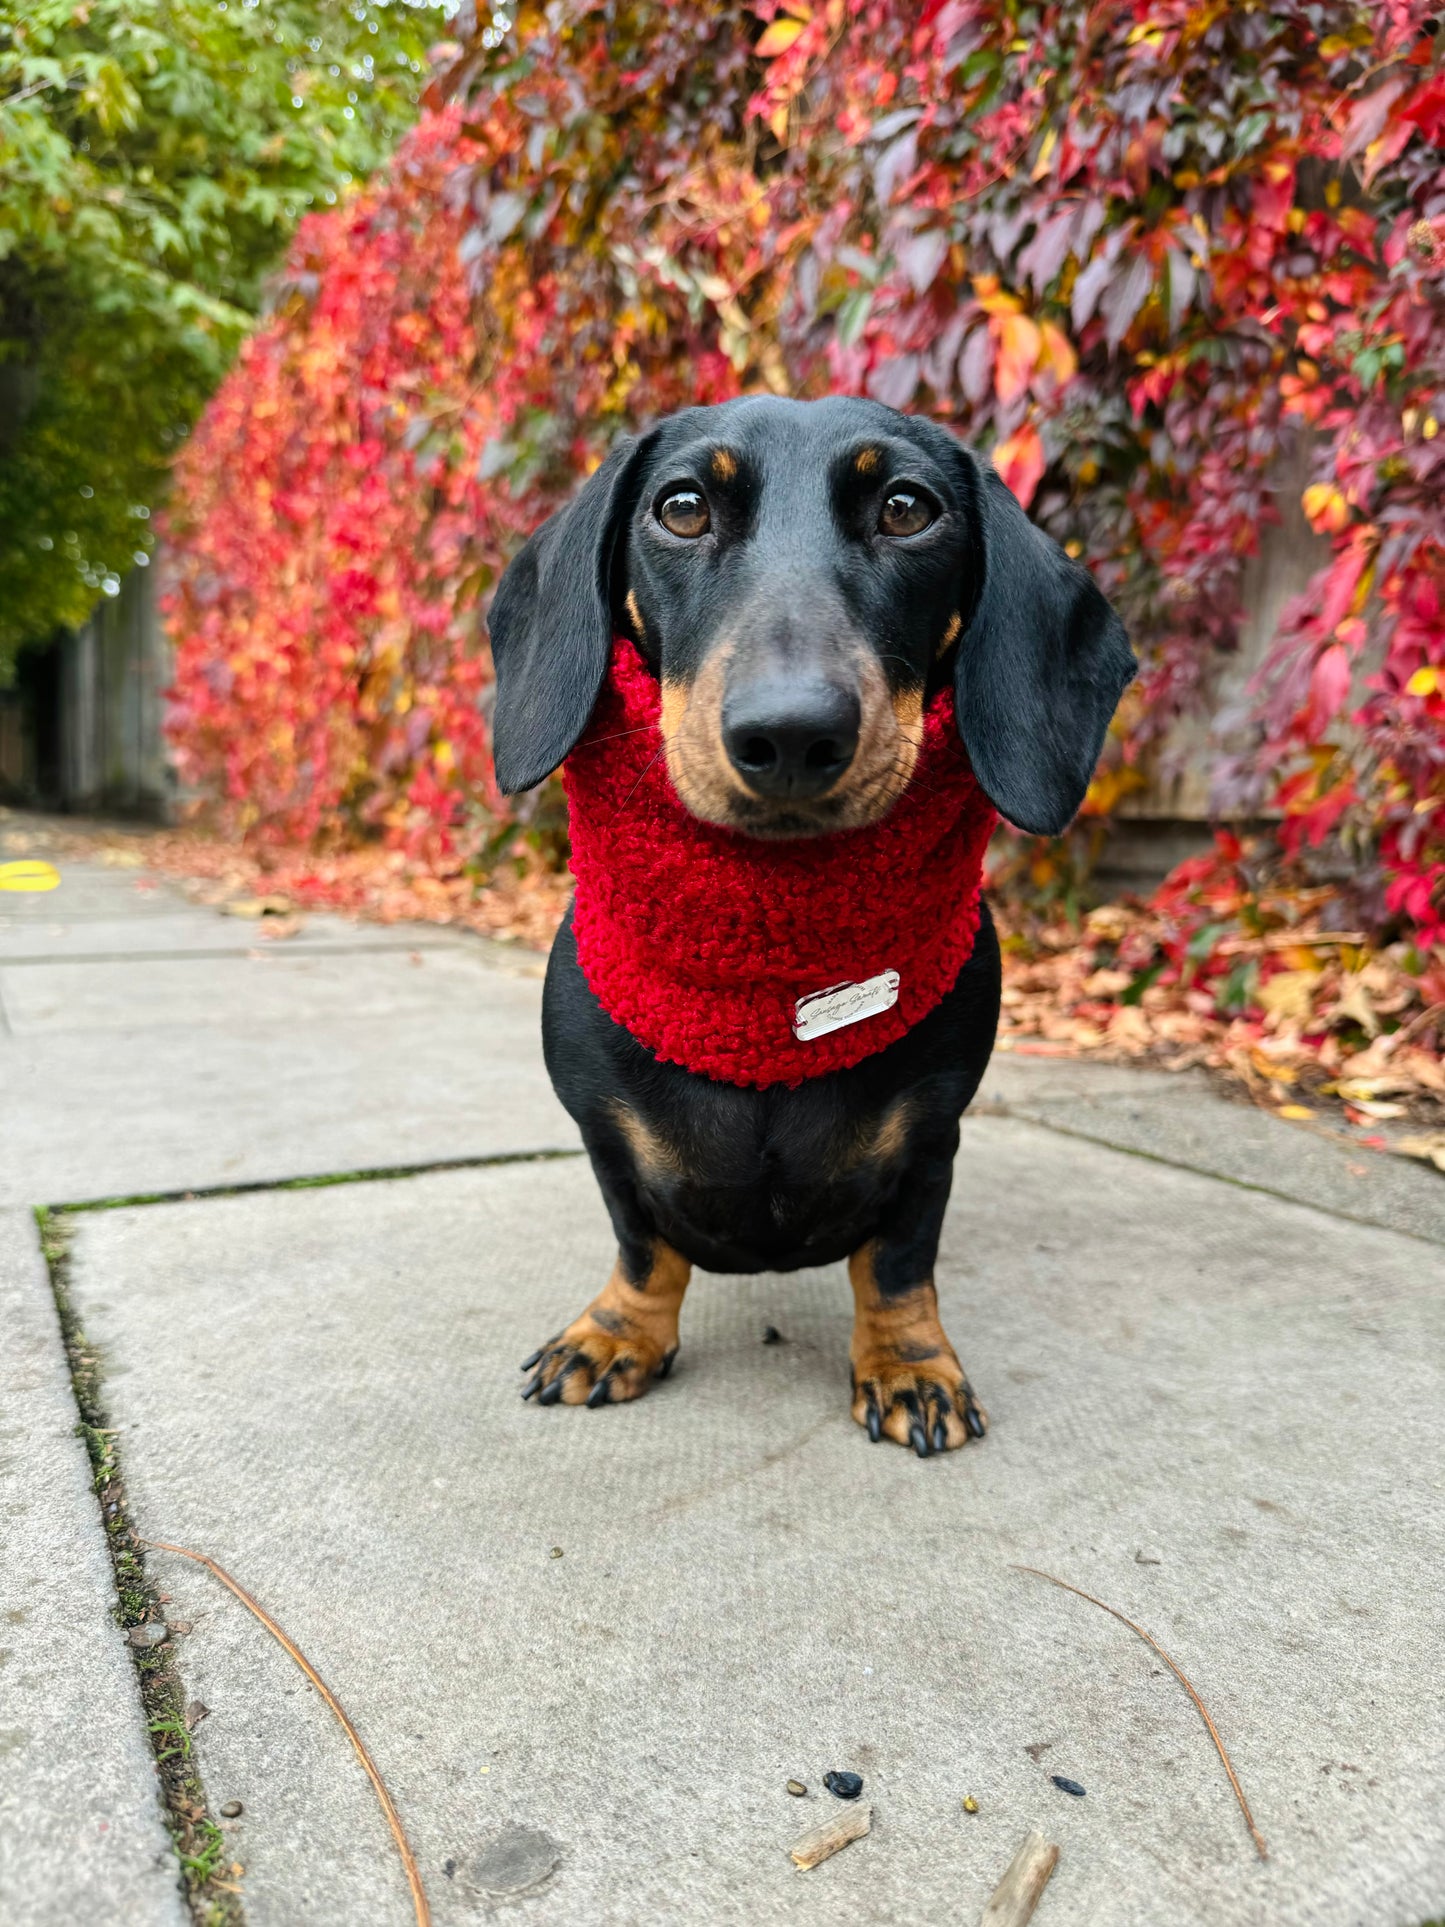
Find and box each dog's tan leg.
[521,1240,692,1408]
[848,1239,987,1455]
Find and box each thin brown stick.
[142,1539,430,1925]
[1012,1564,1268,1862]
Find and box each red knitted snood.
[562,639,998,1089]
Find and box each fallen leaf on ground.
[223,895,294,918]
[1393,1134,1445,1172]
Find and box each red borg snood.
[563,638,998,1090]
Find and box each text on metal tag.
[792,970,900,1042]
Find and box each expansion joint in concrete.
[974,1100,1445,1249]
[49,1144,587,1215]
[34,1206,246,1927]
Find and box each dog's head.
[487,396,1134,838]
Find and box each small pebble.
[220,1800,243,1819]
[786,1780,807,1797]
[823,1770,864,1800]
[762,1325,786,1344]
[127,1623,167,1649]
[962,1795,979,1814]
[548,1547,564,1559]
[1051,1775,1087,1797]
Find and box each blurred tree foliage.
[0,0,444,669]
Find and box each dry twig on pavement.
[1013,1564,1268,1862]
[142,1538,431,1925]
[978,1829,1059,1927]
[788,1803,872,1869]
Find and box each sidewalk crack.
[35,1207,246,1927]
[49,1144,586,1215]
[973,1100,1445,1248]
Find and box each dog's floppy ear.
[487,433,651,794]
[951,451,1136,836]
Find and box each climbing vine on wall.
[164,1,1445,948]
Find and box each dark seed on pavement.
[824,1770,864,1800]
[220,1801,243,1818]
[1051,1775,1086,1796]
[786,1779,807,1796]
[762,1325,786,1344]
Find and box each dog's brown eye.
[878,489,935,537]
[657,490,711,538]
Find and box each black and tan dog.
[488,395,1133,1455]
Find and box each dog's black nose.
[722,677,861,798]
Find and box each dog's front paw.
[521,1310,677,1408]
[847,1259,987,1458]
[520,1250,689,1410]
[850,1345,988,1457]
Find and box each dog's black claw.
[519,1347,545,1372]
[657,1348,677,1380]
[866,1399,882,1443]
[586,1374,612,1409]
[965,1400,986,1438]
[538,1376,565,1406]
[932,1419,947,1452]
[910,1421,930,1458]
[521,1372,543,1401]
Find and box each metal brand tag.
[792,970,900,1042]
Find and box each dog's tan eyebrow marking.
[710,448,738,481]
[936,610,962,659]
[626,587,647,642]
[854,447,882,475]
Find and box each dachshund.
[487,395,1134,1455]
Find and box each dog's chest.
[627,1091,910,1271]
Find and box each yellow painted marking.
[0,859,60,893]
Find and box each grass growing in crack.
[179,1819,229,1884]
[148,1714,193,1764]
[35,1208,244,1927]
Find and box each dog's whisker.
[609,743,669,822]
[579,723,663,748]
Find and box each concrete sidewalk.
[2,831,1443,1926]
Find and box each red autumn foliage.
[164,1,1445,967]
